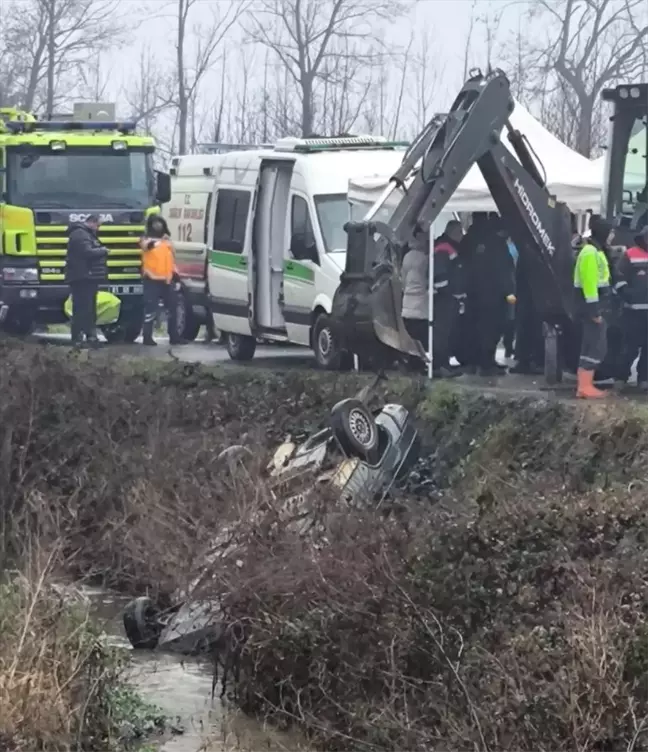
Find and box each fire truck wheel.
[2,311,34,337]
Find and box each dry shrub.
[0,551,120,750]
[0,339,374,594]
[3,339,648,750]
[213,401,648,751]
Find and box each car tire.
[123,596,163,650]
[313,313,350,371]
[175,292,201,342]
[226,333,256,361]
[330,398,380,461]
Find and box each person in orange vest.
[140,215,183,346]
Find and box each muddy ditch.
[2,339,648,750]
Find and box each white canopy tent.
[348,103,604,213]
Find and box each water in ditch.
[84,587,307,752]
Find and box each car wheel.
[330,398,380,461]
[226,333,256,361]
[175,292,201,342]
[313,313,350,370]
[123,596,163,650]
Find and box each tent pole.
[428,223,435,380]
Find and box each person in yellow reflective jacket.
[573,216,612,398]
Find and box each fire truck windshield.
[6,147,156,210]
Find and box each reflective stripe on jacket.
[141,237,176,283]
[573,241,610,315]
[614,245,648,310]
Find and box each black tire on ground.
[123,596,163,650]
[330,398,380,461]
[312,313,351,370]
[543,323,563,386]
[2,311,34,337]
[174,291,201,342]
[226,333,257,361]
[102,313,143,344]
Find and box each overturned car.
[122,390,420,655]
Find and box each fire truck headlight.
[111,140,127,151]
[3,267,38,283]
[49,140,66,151]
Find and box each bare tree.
[246,0,410,137]
[317,34,374,135]
[78,53,108,101]
[173,0,247,154]
[408,27,444,132]
[126,46,174,133]
[528,0,648,155]
[3,0,124,113]
[461,0,478,83]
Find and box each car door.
[283,193,318,345]
[207,187,253,336]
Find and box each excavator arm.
[331,69,575,369]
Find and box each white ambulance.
[163,136,408,367]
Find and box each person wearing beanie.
[572,216,612,398]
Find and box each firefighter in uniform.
[614,226,648,390]
[140,215,182,347]
[573,217,612,398]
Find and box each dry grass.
[0,547,121,751]
[3,339,648,751]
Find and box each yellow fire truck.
[0,103,170,341]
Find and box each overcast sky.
[95,0,528,118]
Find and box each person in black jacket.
[461,214,516,376]
[65,215,108,348]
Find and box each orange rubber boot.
[576,368,606,399]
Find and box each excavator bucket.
[370,265,427,359]
[331,221,427,363]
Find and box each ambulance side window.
[213,189,250,254]
[290,195,318,264]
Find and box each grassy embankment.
[2,336,648,750]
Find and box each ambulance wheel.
[226,333,256,361]
[543,324,562,386]
[313,313,350,371]
[330,398,380,461]
[123,597,163,650]
[174,292,200,342]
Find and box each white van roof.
[171,136,409,195]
